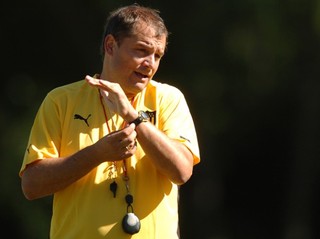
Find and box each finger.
[118,130,137,150]
[125,140,138,151]
[128,123,136,129]
[123,123,136,133]
[100,89,111,104]
[85,75,112,92]
[85,75,101,86]
[119,136,135,149]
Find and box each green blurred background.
[1,0,320,238]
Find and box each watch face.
[140,111,150,120]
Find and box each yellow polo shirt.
[20,79,200,239]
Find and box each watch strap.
[129,111,149,126]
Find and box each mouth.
[134,71,149,80]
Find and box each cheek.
[114,54,137,71]
[152,62,160,74]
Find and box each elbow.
[173,167,193,186]
[172,145,195,185]
[174,154,194,185]
[21,179,35,200]
[21,173,40,201]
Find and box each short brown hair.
[100,4,169,56]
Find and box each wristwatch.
[130,111,150,126]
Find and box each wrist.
[126,110,139,124]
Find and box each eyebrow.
[136,41,165,56]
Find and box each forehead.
[128,22,167,51]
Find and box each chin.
[126,85,143,98]
[136,78,149,87]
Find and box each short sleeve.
[19,93,61,176]
[159,86,200,165]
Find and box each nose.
[142,55,156,69]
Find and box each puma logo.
[74,114,91,127]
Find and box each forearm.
[21,145,101,200]
[136,122,194,185]
[21,123,138,200]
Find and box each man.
[20,4,200,239]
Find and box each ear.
[104,34,116,55]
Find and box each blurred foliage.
[1,0,320,238]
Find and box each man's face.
[103,23,167,98]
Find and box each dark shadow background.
[1,0,320,238]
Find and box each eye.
[136,48,148,56]
[155,53,162,61]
